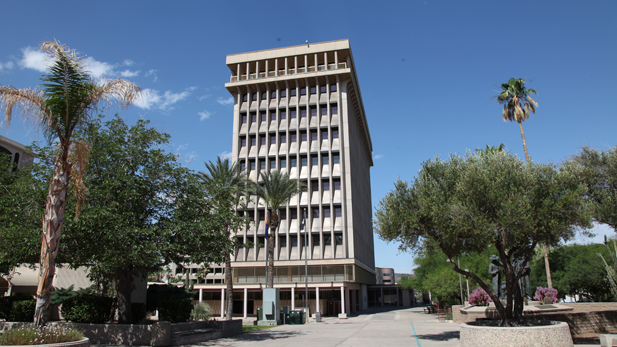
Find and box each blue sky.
[1,1,616,275]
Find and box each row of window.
[242,205,343,221]
[242,85,337,102]
[241,106,339,124]
[240,154,340,171]
[245,233,343,248]
[240,130,339,147]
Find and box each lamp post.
[458,258,464,305]
[301,208,308,310]
[465,268,470,301]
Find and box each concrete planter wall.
[0,337,89,347]
[460,320,573,347]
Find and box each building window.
[290,133,297,143]
[271,91,277,99]
[321,107,327,116]
[280,134,286,143]
[320,85,327,93]
[324,207,331,217]
[331,84,337,92]
[290,157,297,167]
[291,209,298,220]
[251,136,256,146]
[290,89,297,97]
[242,94,248,102]
[300,108,307,118]
[325,235,332,246]
[280,210,287,220]
[241,138,247,147]
[250,161,256,171]
[260,161,266,170]
[258,237,265,248]
[270,135,276,145]
[323,181,330,191]
[301,157,308,167]
[270,159,276,170]
[312,208,319,218]
[291,236,298,247]
[290,109,297,119]
[280,90,287,98]
[280,110,286,120]
[322,156,329,165]
[311,181,319,192]
[261,112,267,123]
[331,105,338,115]
[333,154,340,164]
[335,207,342,217]
[334,180,340,190]
[260,136,266,146]
[240,161,246,171]
[311,131,317,141]
[310,107,317,118]
[332,129,339,138]
[262,92,268,100]
[252,94,257,101]
[280,158,286,168]
[271,113,277,121]
[313,235,320,246]
[335,234,343,245]
[301,132,307,142]
[300,87,306,96]
[241,114,247,124]
[310,86,317,95]
[311,156,318,166]
[322,130,328,140]
[251,113,257,123]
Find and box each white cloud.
[83,56,117,79]
[0,61,14,71]
[198,94,211,101]
[134,88,193,111]
[219,151,233,160]
[123,59,134,66]
[145,69,158,82]
[176,143,188,151]
[198,110,213,121]
[217,96,234,105]
[19,46,51,72]
[120,69,140,78]
[374,154,384,160]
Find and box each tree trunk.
[225,253,233,320]
[266,212,279,289]
[519,120,553,289]
[116,268,134,324]
[34,152,70,326]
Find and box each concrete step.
[170,328,222,346]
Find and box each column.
[396,287,399,306]
[243,288,248,319]
[345,288,350,315]
[381,287,384,307]
[221,288,225,318]
[316,287,320,313]
[340,286,345,314]
[291,287,295,310]
[199,288,203,303]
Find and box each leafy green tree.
[374,152,591,325]
[251,171,305,288]
[0,41,141,325]
[197,157,251,320]
[61,116,233,323]
[572,146,617,232]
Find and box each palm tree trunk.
[225,253,233,320]
[266,213,279,289]
[518,120,553,289]
[34,152,71,326]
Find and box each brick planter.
[0,337,89,347]
[460,320,572,347]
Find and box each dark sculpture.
[489,255,503,298]
[514,257,531,298]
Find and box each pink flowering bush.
[0,324,84,345]
[468,287,492,306]
[534,286,558,304]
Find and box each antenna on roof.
[306,40,309,48]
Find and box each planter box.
[0,337,89,347]
[460,320,573,347]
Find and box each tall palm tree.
[496,78,538,163]
[0,40,141,325]
[251,170,305,288]
[197,157,250,320]
[494,78,553,288]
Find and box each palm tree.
[197,157,250,320]
[494,78,553,288]
[475,143,507,157]
[251,170,305,288]
[495,78,538,163]
[0,40,141,325]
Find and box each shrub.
[0,324,83,345]
[61,293,115,323]
[9,299,36,322]
[146,284,194,313]
[50,285,77,306]
[158,299,192,323]
[468,287,492,306]
[131,302,147,324]
[534,286,558,304]
[191,302,212,321]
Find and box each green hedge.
[146,284,194,313]
[61,294,115,323]
[0,297,35,322]
[158,299,192,323]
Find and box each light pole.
[465,268,470,302]
[301,208,308,310]
[458,257,464,305]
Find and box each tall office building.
[191,39,374,318]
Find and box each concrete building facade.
[190,39,375,318]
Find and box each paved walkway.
[188,306,461,347]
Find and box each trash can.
[289,310,305,325]
[315,312,322,323]
[257,307,263,321]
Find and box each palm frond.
[68,139,91,219]
[0,86,49,131]
[252,170,305,211]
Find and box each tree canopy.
[374,152,592,324]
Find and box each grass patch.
[0,324,84,345]
[243,325,276,334]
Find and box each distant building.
[0,135,35,170]
[369,267,415,307]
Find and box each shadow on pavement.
[194,330,301,346]
[572,336,600,345]
[415,330,460,341]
